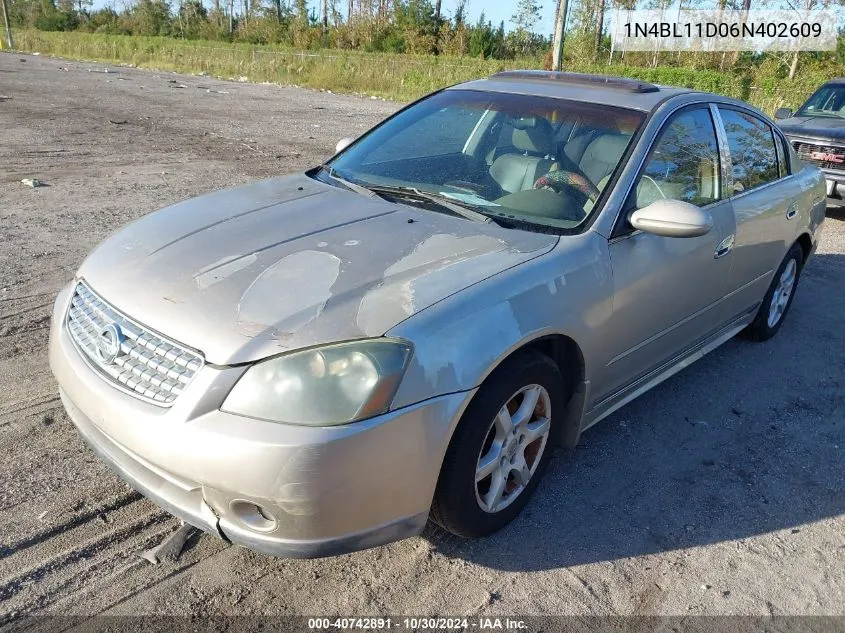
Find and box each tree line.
[5,0,845,77]
[6,0,554,58]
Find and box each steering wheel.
[533,169,600,202]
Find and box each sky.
[391,0,557,35]
[389,1,557,36]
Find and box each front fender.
[387,231,614,416]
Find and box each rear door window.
[717,108,780,194]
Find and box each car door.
[714,106,803,318]
[595,105,737,402]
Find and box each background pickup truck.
[776,77,845,206]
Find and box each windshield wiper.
[366,185,495,224]
[318,167,500,225]
[317,164,379,199]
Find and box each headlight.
[221,339,412,426]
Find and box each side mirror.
[629,199,713,238]
[774,107,793,120]
[335,137,355,153]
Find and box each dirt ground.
[1,53,844,622]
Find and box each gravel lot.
[1,52,844,622]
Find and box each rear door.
[715,106,803,318]
[596,105,737,401]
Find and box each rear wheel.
[743,243,803,342]
[431,351,564,538]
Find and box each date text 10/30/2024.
[307,617,528,630]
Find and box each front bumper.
[823,170,845,201]
[49,284,474,558]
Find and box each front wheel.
[743,243,804,342]
[430,351,564,538]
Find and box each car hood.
[778,116,845,143]
[79,174,557,365]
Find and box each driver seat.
[490,117,557,194]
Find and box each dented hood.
[79,174,557,365]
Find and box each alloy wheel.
[767,258,797,328]
[474,384,551,514]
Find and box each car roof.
[450,71,695,113]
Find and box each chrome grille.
[66,281,203,405]
[793,141,845,171]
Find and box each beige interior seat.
[579,137,721,214]
[635,157,718,209]
[490,117,556,194]
[578,134,630,186]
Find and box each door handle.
[714,234,735,259]
[786,202,798,220]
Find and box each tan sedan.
[51,71,826,557]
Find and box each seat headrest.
[584,134,630,160]
[511,116,555,156]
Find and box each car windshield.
[797,84,845,118]
[326,89,645,231]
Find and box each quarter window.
[775,132,791,178]
[718,108,780,193]
[632,108,722,210]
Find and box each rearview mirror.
[335,137,355,153]
[629,199,713,238]
[774,107,792,120]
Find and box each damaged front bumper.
[49,284,473,558]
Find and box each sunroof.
[490,71,661,94]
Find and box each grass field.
[11,30,825,112]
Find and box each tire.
[430,350,565,538]
[743,243,804,342]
